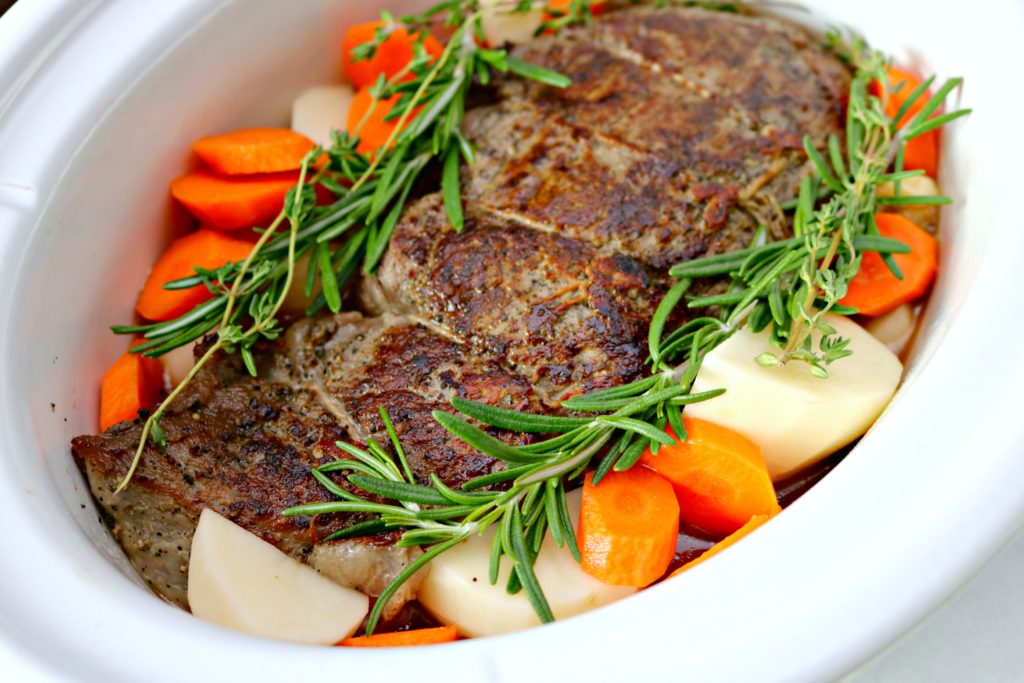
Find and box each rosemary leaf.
[380,406,416,484]
[429,473,500,506]
[508,506,554,622]
[441,144,465,232]
[318,241,343,313]
[554,483,580,561]
[649,278,691,367]
[365,533,469,634]
[451,397,592,432]
[505,56,573,88]
[597,416,675,445]
[431,411,544,463]
[347,474,452,507]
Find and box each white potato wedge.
[418,490,635,637]
[876,174,941,231]
[159,340,197,388]
[188,508,368,645]
[280,251,319,315]
[480,0,545,46]
[291,85,355,148]
[686,314,903,480]
[865,303,916,355]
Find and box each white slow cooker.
[1,1,1023,681]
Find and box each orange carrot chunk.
[547,0,609,16]
[902,128,938,179]
[136,228,255,321]
[578,468,679,587]
[840,212,938,316]
[170,168,299,231]
[640,420,780,538]
[669,514,773,578]
[871,65,939,177]
[339,625,457,647]
[99,347,164,431]
[346,86,420,155]
[192,128,314,176]
[341,20,443,88]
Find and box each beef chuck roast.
[367,194,657,405]
[460,6,849,266]
[365,6,849,366]
[282,312,539,484]
[72,7,849,614]
[72,314,541,610]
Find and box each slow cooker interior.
[0,0,1016,681]
[13,0,386,586]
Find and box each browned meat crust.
[462,98,738,271]
[370,194,657,404]
[71,314,541,608]
[462,7,849,263]
[71,338,347,607]
[283,312,539,484]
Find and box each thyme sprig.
[284,25,970,631]
[669,32,969,376]
[112,1,574,491]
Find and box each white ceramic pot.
[1,1,1022,681]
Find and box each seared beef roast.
[462,7,849,267]
[367,194,657,405]
[72,313,541,610]
[72,7,849,612]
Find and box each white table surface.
[848,522,1024,682]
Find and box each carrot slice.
[578,468,679,587]
[902,128,938,178]
[136,228,255,321]
[871,66,939,176]
[341,20,443,88]
[99,345,164,430]
[669,514,773,578]
[640,420,780,538]
[840,212,938,316]
[170,168,299,231]
[346,86,420,155]
[192,128,314,176]
[547,0,609,16]
[339,625,457,647]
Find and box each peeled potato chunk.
[280,251,319,315]
[291,85,355,148]
[418,490,636,637]
[480,0,545,46]
[865,303,916,355]
[876,174,941,232]
[188,508,368,645]
[159,340,197,388]
[686,315,903,480]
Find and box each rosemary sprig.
[669,33,969,376]
[112,1,573,490]
[113,152,318,491]
[284,25,970,632]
